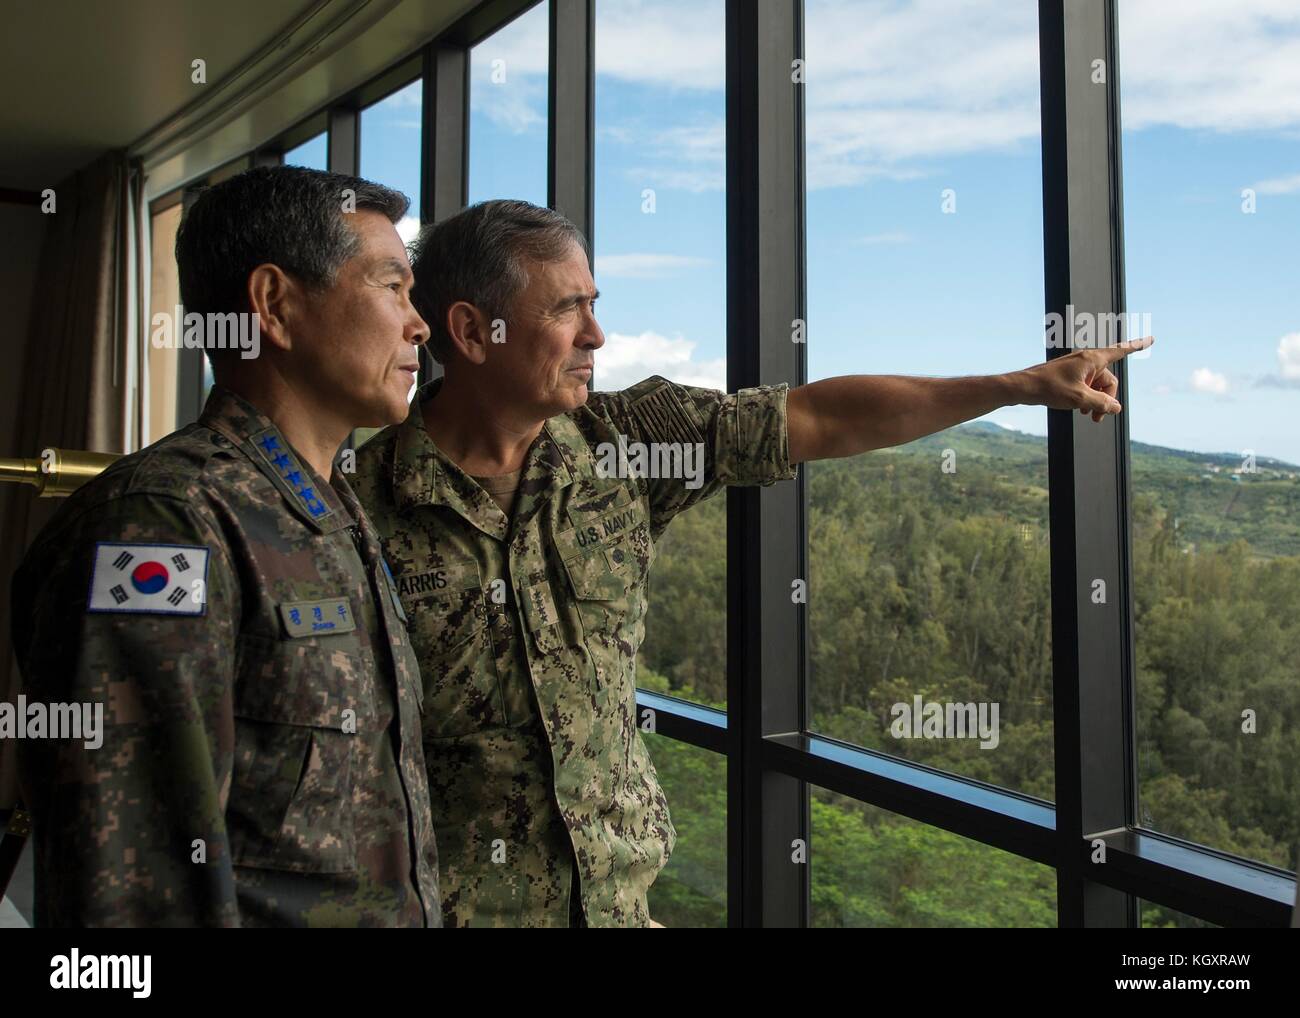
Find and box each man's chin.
[357,395,409,429]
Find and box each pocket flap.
[520,581,565,653]
[561,548,635,601]
[409,585,486,653]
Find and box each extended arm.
[786,337,1153,464]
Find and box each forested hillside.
[642,422,1300,927]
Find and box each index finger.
[1098,335,1155,362]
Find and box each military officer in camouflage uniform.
[11,166,439,926]
[353,200,1150,928]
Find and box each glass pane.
[147,203,183,442]
[360,79,423,238]
[468,2,548,207]
[284,132,327,170]
[596,0,728,709]
[1140,899,1219,929]
[812,785,1057,927]
[642,732,726,927]
[804,0,1052,799]
[209,157,249,185]
[1119,1,1300,873]
[356,78,425,446]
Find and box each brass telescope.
[0,448,121,497]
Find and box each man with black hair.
[11,166,439,926]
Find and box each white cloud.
[593,330,726,392]
[469,74,546,133]
[622,121,727,192]
[1255,332,1300,388]
[1190,367,1229,394]
[983,405,1047,437]
[626,166,724,193]
[469,7,550,77]
[396,216,420,246]
[594,0,726,90]
[596,253,712,279]
[467,4,549,133]
[1278,332,1300,380]
[1251,172,1300,195]
[1117,0,1300,135]
[374,83,423,109]
[589,0,1300,194]
[465,1,1300,197]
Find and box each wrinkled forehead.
[345,208,411,267]
[521,241,595,301]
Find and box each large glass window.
[468,3,548,207]
[643,734,726,927]
[1140,899,1218,930]
[360,79,423,242]
[1119,0,1300,874]
[595,0,729,709]
[147,202,183,444]
[803,0,1052,799]
[812,785,1056,927]
[284,132,327,170]
[355,79,425,446]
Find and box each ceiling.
[0,0,479,195]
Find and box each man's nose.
[580,313,604,350]
[407,305,431,347]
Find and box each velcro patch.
[521,581,559,631]
[380,559,408,623]
[87,543,210,615]
[278,598,356,638]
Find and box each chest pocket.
[398,560,507,739]
[554,485,655,646]
[230,628,377,874]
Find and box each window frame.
[146,0,1296,927]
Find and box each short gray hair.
[408,200,589,364]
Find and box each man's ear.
[445,301,492,366]
[246,264,299,354]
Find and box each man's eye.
[388,282,403,292]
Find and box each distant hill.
[841,420,1300,558]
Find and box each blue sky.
[297,0,1300,464]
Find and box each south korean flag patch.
[87,542,210,616]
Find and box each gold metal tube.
[0,449,121,497]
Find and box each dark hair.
[175,165,409,326]
[408,199,588,363]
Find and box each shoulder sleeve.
[12,492,241,928]
[588,375,798,535]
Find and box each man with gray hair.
[12,166,439,926]
[351,198,1151,928]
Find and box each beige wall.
[147,202,182,445]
